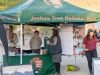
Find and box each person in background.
[82,29,100,75]
[47,27,62,75]
[94,28,100,42]
[29,30,42,54]
[7,25,18,53]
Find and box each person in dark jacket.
[47,27,62,75]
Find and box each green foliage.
[0,0,25,29]
[12,25,17,30]
[39,27,53,37]
[0,0,24,11]
[0,0,53,37]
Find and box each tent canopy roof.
[0,0,100,24]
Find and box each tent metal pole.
[23,26,24,45]
[20,23,23,64]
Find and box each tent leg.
[20,23,23,64]
[23,26,24,45]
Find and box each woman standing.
[82,29,100,74]
[47,27,62,75]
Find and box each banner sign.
[73,26,85,55]
[0,15,18,21]
[60,24,73,55]
[30,16,96,22]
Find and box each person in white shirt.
[7,25,18,53]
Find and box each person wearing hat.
[47,27,62,75]
[82,29,100,75]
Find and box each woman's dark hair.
[34,30,39,34]
[53,30,58,36]
[9,25,13,29]
[51,30,59,43]
[86,29,96,40]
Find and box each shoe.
[54,72,57,75]
[90,71,92,75]
[57,73,61,75]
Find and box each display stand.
[75,55,76,66]
[68,55,77,66]
[66,55,80,71]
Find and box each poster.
[73,26,85,55]
[2,64,34,75]
[60,24,73,55]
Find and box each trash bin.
[44,37,51,54]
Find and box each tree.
[39,27,53,37]
[0,0,24,11]
[0,0,25,30]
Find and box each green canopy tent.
[0,0,100,65]
[0,0,100,24]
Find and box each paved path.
[61,46,100,75]
[61,55,89,75]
